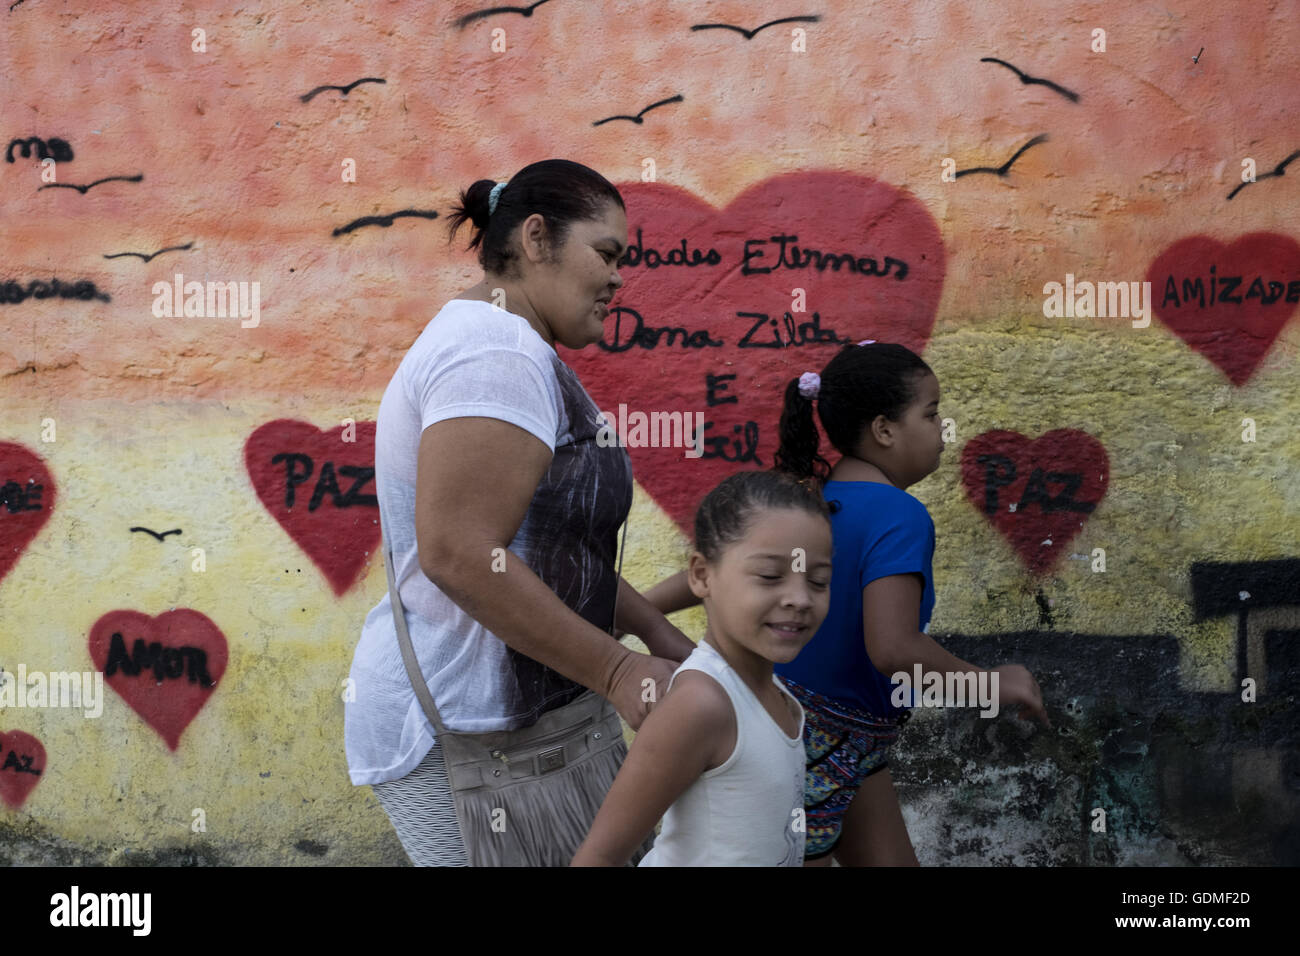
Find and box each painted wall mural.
[959,429,1108,576]
[88,610,227,751]
[0,0,1296,864]
[1147,232,1300,386]
[244,419,380,596]
[557,171,946,529]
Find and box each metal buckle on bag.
[537,746,566,773]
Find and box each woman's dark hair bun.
[446,160,625,278]
[460,179,497,232]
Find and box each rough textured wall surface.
[1,0,1297,865]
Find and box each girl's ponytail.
[772,342,932,489]
[773,376,830,485]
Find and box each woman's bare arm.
[415,417,675,729]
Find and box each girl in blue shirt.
[646,343,1049,866]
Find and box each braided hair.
[694,470,831,565]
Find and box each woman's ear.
[518,213,551,265]
[686,551,711,601]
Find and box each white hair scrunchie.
[798,371,821,399]
[488,181,507,216]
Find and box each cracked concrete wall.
[1,0,1296,865]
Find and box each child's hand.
[992,664,1051,727]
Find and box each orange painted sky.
[1,0,1296,402]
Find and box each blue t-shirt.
[775,481,935,717]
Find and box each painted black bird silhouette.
[954,134,1049,179]
[1227,149,1300,200]
[300,77,387,103]
[690,15,822,40]
[593,94,684,127]
[456,0,552,28]
[38,174,143,194]
[332,209,439,237]
[130,527,182,542]
[104,242,194,263]
[979,58,1079,102]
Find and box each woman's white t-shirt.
[344,299,632,786]
[638,640,807,866]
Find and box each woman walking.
[345,159,695,866]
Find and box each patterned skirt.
[778,675,910,859]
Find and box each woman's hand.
[604,651,680,730]
[992,664,1051,727]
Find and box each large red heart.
[0,443,55,587]
[960,430,1109,575]
[557,171,945,532]
[1147,232,1300,386]
[88,609,229,750]
[244,419,379,595]
[0,730,46,810]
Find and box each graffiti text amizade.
[1158,272,1300,308]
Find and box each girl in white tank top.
[572,471,833,866]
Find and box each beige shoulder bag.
[383,521,652,866]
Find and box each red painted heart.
[1147,232,1300,386]
[0,730,46,810]
[88,609,229,750]
[0,443,55,587]
[960,430,1109,575]
[557,171,946,532]
[244,419,379,595]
